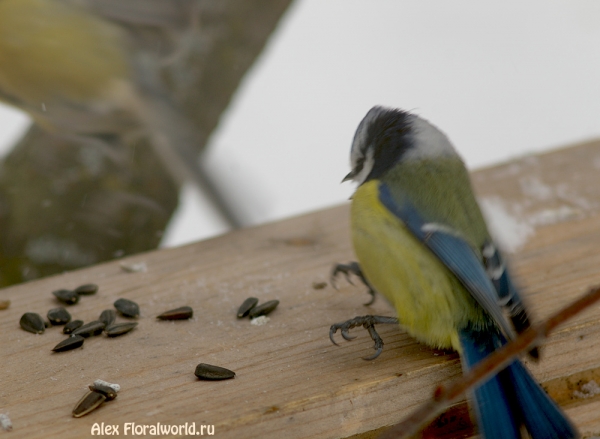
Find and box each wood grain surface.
[2,140,600,438]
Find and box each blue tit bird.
[330,106,578,439]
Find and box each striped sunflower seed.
[105,322,138,337]
[52,335,85,352]
[52,289,79,305]
[194,363,236,381]
[236,297,258,318]
[72,320,105,338]
[114,298,139,318]
[72,391,106,418]
[19,312,45,334]
[47,307,72,325]
[248,300,280,318]
[89,383,118,401]
[74,283,98,296]
[156,306,193,320]
[63,320,84,334]
[99,309,116,328]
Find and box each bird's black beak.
[341,170,354,183]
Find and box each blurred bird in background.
[0,0,239,225]
[0,0,293,287]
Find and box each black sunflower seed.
[248,300,280,318]
[19,312,45,334]
[156,306,193,320]
[52,289,79,305]
[89,384,118,401]
[52,335,85,352]
[99,309,116,328]
[236,297,259,318]
[194,363,236,381]
[72,320,105,338]
[114,298,139,318]
[47,307,72,325]
[63,320,84,334]
[72,391,106,418]
[105,322,138,337]
[74,283,98,296]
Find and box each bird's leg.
[330,262,377,306]
[329,315,398,360]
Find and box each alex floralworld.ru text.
[91,422,215,435]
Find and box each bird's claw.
[329,315,399,360]
[330,262,377,306]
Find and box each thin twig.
[379,285,600,439]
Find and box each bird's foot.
[330,262,377,306]
[329,315,398,360]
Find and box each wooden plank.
[1,140,600,438]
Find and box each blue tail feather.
[459,327,578,439]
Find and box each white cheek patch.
[352,147,374,186]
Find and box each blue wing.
[378,182,515,339]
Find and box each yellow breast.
[350,180,486,351]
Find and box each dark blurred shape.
[0,0,293,288]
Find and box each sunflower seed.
[72,320,105,338]
[74,283,98,295]
[105,322,138,337]
[194,363,236,381]
[19,312,45,334]
[47,307,72,325]
[157,306,193,320]
[237,297,258,318]
[52,335,85,352]
[99,309,116,328]
[52,289,79,305]
[63,319,84,334]
[89,383,118,401]
[114,298,139,318]
[72,390,106,418]
[248,300,279,318]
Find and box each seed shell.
[114,298,139,318]
[72,320,105,338]
[52,289,79,305]
[73,391,106,418]
[52,335,85,352]
[156,306,193,320]
[99,309,116,328]
[194,363,236,381]
[74,283,98,295]
[89,384,118,401]
[93,379,120,393]
[47,307,72,325]
[248,300,280,318]
[0,413,12,432]
[0,300,10,310]
[105,322,138,337]
[237,297,259,318]
[63,319,84,334]
[19,312,45,334]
